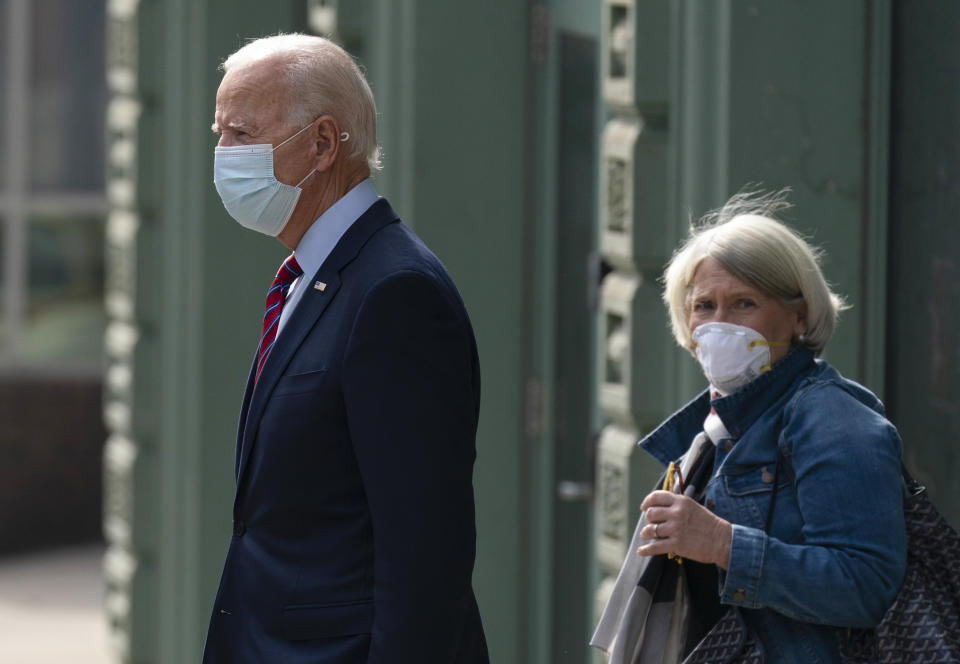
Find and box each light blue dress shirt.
[278,178,380,335]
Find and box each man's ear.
[312,115,342,172]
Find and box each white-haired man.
[204,34,488,663]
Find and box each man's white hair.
[222,33,382,172]
[662,188,848,356]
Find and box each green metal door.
[525,3,603,662]
[886,1,960,529]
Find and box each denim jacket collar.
[640,346,816,466]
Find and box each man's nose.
[217,135,235,147]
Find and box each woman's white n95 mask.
[692,322,786,394]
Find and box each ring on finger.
[653,522,660,539]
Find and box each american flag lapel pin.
[313,280,327,292]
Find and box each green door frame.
[523,3,604,663]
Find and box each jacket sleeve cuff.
[719,523,766,608]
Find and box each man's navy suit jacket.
[203,199,488,663]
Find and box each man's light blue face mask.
[213,122,317,237]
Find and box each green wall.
[365,1,531,661]
[887,0,960,528]
[106,2,960,663]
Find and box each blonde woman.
[595,191,906,663]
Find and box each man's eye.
[736,299,756,309]
[693,301,713,311]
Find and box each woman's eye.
[693,301,713,312]
[736,299,756,309]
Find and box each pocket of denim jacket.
[724,464,790,496]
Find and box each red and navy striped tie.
[255,254,303,383]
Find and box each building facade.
[91,0,960,662]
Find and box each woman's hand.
[637,490,733,569]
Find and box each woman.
[605,191,906,663]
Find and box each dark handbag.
[838,465,960,663]
[681,606,766,664]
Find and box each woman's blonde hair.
[662,189,847,356]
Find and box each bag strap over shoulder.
[763,448,785,534]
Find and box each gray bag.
[591,435,730,663]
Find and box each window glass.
[29,0,107,193]
[23,215,105,365]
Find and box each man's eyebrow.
[212,119,255,135]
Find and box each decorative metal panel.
[599,272,638,427]
[593,0,674,630]
[104,0,141,660]
[595,424,646,573]
[603,0,634,107]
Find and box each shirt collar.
[293,178,380,280]
[640,346,816,465]
[711,346,816,438]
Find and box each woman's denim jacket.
[640,348,906,663]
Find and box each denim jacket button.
[723,440,734,453]
[706,498,715,510]
[733,588,746,603]
[761,467,775,484]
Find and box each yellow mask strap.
[747,339,790,351]
[748,339,790,374]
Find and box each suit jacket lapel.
[234,199,400,495]
[234,357,257,481]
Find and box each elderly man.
[203,34,488,663]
